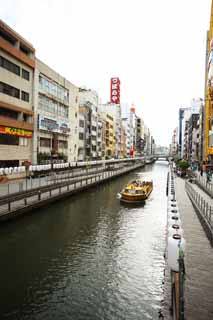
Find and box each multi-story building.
[136,116,145,155]
[99,103,122,158]
[150,136,156,155]
[178,108,185,158]
[122,117,131,156]
[97,114,103,159]
[105,113,115,158]
[191,121,200,164]
[78,111,86,161]
[101,116,106,159]
[188,113,199,164]
[183,121,189,160]
[120,125,126,158]
[33,59,79,164]
[198,102,205,162]
[0,20,35,167]
[205,1,213,163]
[79,88,98,160]
[179,108,191,159]
[144,125,151,155]
[129,106,137,153]
[171,127,178,157]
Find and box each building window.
[0,106,18,119]
[22,69,30,81]
[38,94,68,118]
[58,140,68,149]
[40,138,51,148]
[21,91,29,102]
[19,137,28,146]
[79,120,84,128]
[79,133,84,140]
[58,103,68,118]
[0,133,19,145]
[0,81,20,99]
[0,56,20,76]
[39,74,69,103]
[0,28,16,46]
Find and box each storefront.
[0,125,33,167]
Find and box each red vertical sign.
[110,77,120,104]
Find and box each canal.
[0,161,168,320]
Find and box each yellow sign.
[0,126,32,137]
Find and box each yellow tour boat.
[118,179,153,203]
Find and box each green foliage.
[37,152,50,164]
[177,159,190,170]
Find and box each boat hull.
[119,181,153,203]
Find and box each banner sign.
[110,77,120,104]
[38,115,70,134]
[0,126,32,137]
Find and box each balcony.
[0,116,33,131]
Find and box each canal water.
[0,162,168,320]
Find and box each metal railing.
[196,174,213,197]
[0,163,142,219]
[185,181,213,245]
[0,166,110,197]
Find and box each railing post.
[8,201,11,212]
[206,203,209,218]
[210,207,212,227]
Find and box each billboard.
[38,115,70,134]
[110,77,120,104]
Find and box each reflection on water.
[0,162,168,320]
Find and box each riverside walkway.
[0,162,144,222]
[176,177,213,320]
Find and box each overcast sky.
[1,0,212,146]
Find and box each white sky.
[1,0,212,146]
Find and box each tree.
[177,159,189,170]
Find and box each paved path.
[176,177,213,320]
[0,168,104,197]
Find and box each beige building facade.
[0,20,35,166]
[33,59,79,164]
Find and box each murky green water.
[0,162,168,320]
